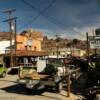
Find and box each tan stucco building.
[16,29,43,51]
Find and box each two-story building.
[4,29,48,67]
[16,29,43,51]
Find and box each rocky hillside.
[42,36,86,51]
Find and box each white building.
[49,47,86,58]
[0,40,14,54]
[49,48,71,58]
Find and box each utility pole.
[55,34,60,59]
[14,19,17,67]
[67,73,71,97]
[86,32,90,69]
[3,9,17,68]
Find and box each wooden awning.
[5,50,48,57]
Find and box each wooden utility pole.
[86,32,90,69]
[55,34,60,59]
[3,9,16,68]
[14,19,17,67]
[67,73,71,97]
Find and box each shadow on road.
[1,84,45,95]
[1,84,65,100]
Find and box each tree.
[66,42,72,48]
[72,39,79,45]
[43,36,48,41]
[55,37,62,42]
[72,39,80,48]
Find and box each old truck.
[17,58,65,93]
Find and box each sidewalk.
[42,90,84,100]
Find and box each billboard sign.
[89,36,100,49]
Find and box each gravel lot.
[0,75,80,100]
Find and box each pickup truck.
[18,64,63,94]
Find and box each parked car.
[8,64,34,75]
[8,66,19,75]
[0,64,7,77]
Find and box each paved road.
[0,75,80,100]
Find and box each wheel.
[2,72,6,77]
[55,83,63,93]
[25,88,34,95]
[25,86,45,95]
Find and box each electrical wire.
[19,0,71,30]
[19,0,60,29]
[72,29,86,37]
[19,0,85,38]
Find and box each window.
[34,46,37,51]
[29,46,32,50]
[25,46,27,50]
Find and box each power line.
[19,0,85,38]
[19,0,68,30]
[72,29,85,37]
[19,0,57,29]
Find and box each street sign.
[89,36,100,49]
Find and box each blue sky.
[0,0,100,39]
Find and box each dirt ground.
[0,74,83,100]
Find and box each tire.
[55,83,63,93]
[2,72,6,77]
[25,88,34,95]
